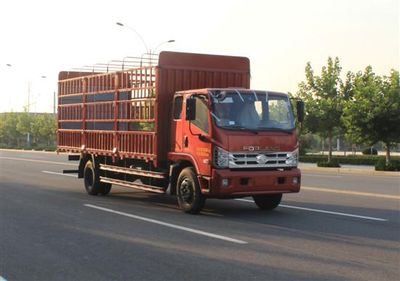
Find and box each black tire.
[99,183,112,196]
[83,160,112,196]
[176,167,205,214]
[253,194,282,210]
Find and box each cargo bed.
[57,51,250,167]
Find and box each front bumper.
[206,168,301,198]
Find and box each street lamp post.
[116,22,175,66]
[116,22,149,54]
[153,40,175,53]
[149,39,176,62]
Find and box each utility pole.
[53,91,56,115]
[27,81,31,112]
[27,81,31,148]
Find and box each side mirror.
[186,98,196,121]
[296,100,305,123]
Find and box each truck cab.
[169,88,302,213]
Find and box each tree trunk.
[327,133,333,163]
[385,143,391,165]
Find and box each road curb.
[0,148,57,154]
[299,164,399,177]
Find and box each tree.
[0,112,21,147]
[297,57,351,162]
[343,67,400,164]
[0,113,57,149]
[16,108,32,147]
[0,116,5,142]
[32,114,56,146]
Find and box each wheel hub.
[180,179,193,202]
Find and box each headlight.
[286,149,299,167]
[213,146,229,168]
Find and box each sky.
[0,0,398,113]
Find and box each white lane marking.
[279,204,388,222]
[302,186,400,200]
[84,204,248,244]
[302,173,342,178]
[42,170,77,177]
[235,199,388,222]
[0,156,75,166]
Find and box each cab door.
[183,94,212,176]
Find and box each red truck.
[57,51,304,214]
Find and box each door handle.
[184,136,189,147]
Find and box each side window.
[173,96,183,120]
[191,96,209,133]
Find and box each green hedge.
[317,160,341,168]
[375,159,400,171]
[300,155,400,166]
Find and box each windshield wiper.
[257,127,294,134]
[222,125,259,134]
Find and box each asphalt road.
[1,149,399,281]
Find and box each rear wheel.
[83,160,112,196]
[177,167,205,214]
[253,194,282,210]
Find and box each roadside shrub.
[375,159,400,171]
[300,155,328,163]
[391,160,400,171]
[300,155,400,166]
[362,147,378,155]
[375,159,386,171]
[317,160,341,168]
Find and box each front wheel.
[83,160,112,196]
[253,194,282,210]
[176,167,205,214]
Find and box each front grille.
[229,152,292,168]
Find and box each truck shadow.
[107,190,399,247]
[204,198,400,248]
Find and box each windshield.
[210,90,295,131]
